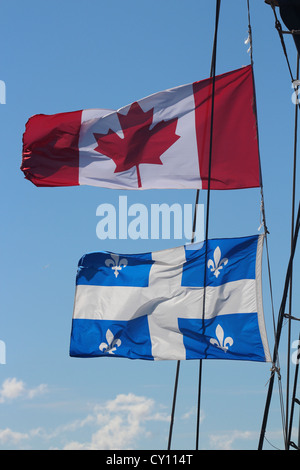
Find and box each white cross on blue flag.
[70,235,271,362]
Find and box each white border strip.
[255,234,271,362]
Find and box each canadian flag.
[21,65,260,190]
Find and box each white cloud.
[0,378,25,402]
[0,390,169,449]
[27,383,48,399]
[63,393,169,450]
[208,430,255,450]
[181,406,205,424]
[0,384,286,450]
[0,377,48,403]
[0,428,29,445]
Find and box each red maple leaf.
[93,101,180,187]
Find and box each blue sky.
[0,0,299,450]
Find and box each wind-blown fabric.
[22,65,260,190]
[70,235,271,362]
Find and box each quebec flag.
[70,234,271,362]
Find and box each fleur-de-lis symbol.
[105,254,128,278]
[99,329,121,354]
[207,246,228,278]
[210,324,233,353]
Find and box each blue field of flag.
[182,235,259,287]
[76,251,153,287]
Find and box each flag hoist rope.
[246,0,288,450]
[167,0,221,451]
[245,3,289,449]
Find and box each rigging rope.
[285,53,299,450]
[287,332,300,448]
[246,0,277,332]
[247,0,300,450]
[246,1,278,344]
[268,1,300,109]
[259,1,300,450]
[167,0,221,451]
[169,0,280,450]
[271,3,294,81]
[258,200,300,449]
[246,5,287,444]
[195,0,221,451]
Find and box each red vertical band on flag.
[21,110,82,187]
[193,65,260,190]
